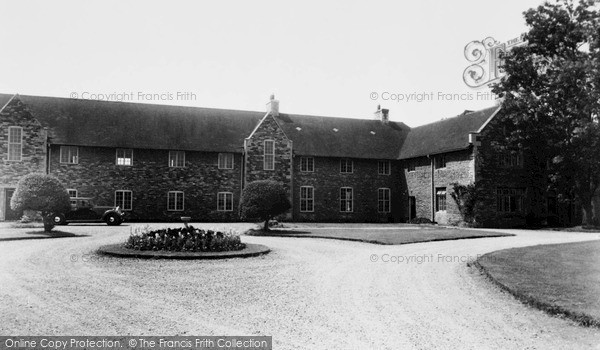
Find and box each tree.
[239,180,291,231]
[10,173,71,232]
[492,0,600,226]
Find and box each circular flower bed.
[125,226,246,252]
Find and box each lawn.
[246,223,513,245]
[475,240,600,327]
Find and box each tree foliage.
[10,173,70,232]
[239,180,291,231]
[492,0,600,226]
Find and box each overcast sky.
[0,0,544,126]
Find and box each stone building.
[0,93,585,226]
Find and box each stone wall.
[48,145,243,221]
[403,150,474,225]
[244,114,293,217]
[475,112,547,228]
[292,156,403,222]
[0,97,47,220]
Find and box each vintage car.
[51,197,125,226]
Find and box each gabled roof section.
[398,106,500,159]
[0,93,15,113]
[275,114,409,159]
[0,94,264,153]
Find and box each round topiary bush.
[125,226,246,252]
[239,180,291,231]
[10,173,70,232]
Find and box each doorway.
[408,196,416,221]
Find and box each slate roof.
[398,106,499,159]
[0,93,498,160]
[0,94,264,153]
[275,114,408,159]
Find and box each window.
[217,192,233,211]
[378,160,391,175]
[116,148,133,166]
[115,190,132,211]
[300,186,314,212]
[167,191,184,211]
[340,159,353,173]
[300,157,314,172]
[7,127,22,161]
[496,188,524,213]
[435,155,446,169]
[67,189,78,198]
[378,188,391,213]
[169,151,185,167]
[407,161,416,172]
[436,188,447,211]
[264,140,275,170]
[218,153,234,169]
[340,187,353,212]
[60,146,79,164]
[498,152,523,168]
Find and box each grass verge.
[472,240,600,328]
[246,226,513,245]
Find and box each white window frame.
[300,186,314,212]
[169,151,185,167]
[167,191,184,211]
[217,192,234,211]
[264,140,275,170]
[67,189,78,198]
[60,146,79,164]
[378,188,391,213]
[7,126,23,161]
[340,187,353,212]
[340,159,353,174]
[218,153,234,169]
[300,157,314,172]
[116,148,133,166]
[436,187,447,211]
[115,190,133,211]
[378,160,391,175]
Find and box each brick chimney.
[374,105,389,124]
[266,94,279,117]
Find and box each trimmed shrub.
[125,226,245,252]
[10,173,70,232]
[240,180,291,231]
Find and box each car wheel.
[52,213,66,225]
[105,213,122,226]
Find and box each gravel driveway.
[1,223,599,349]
